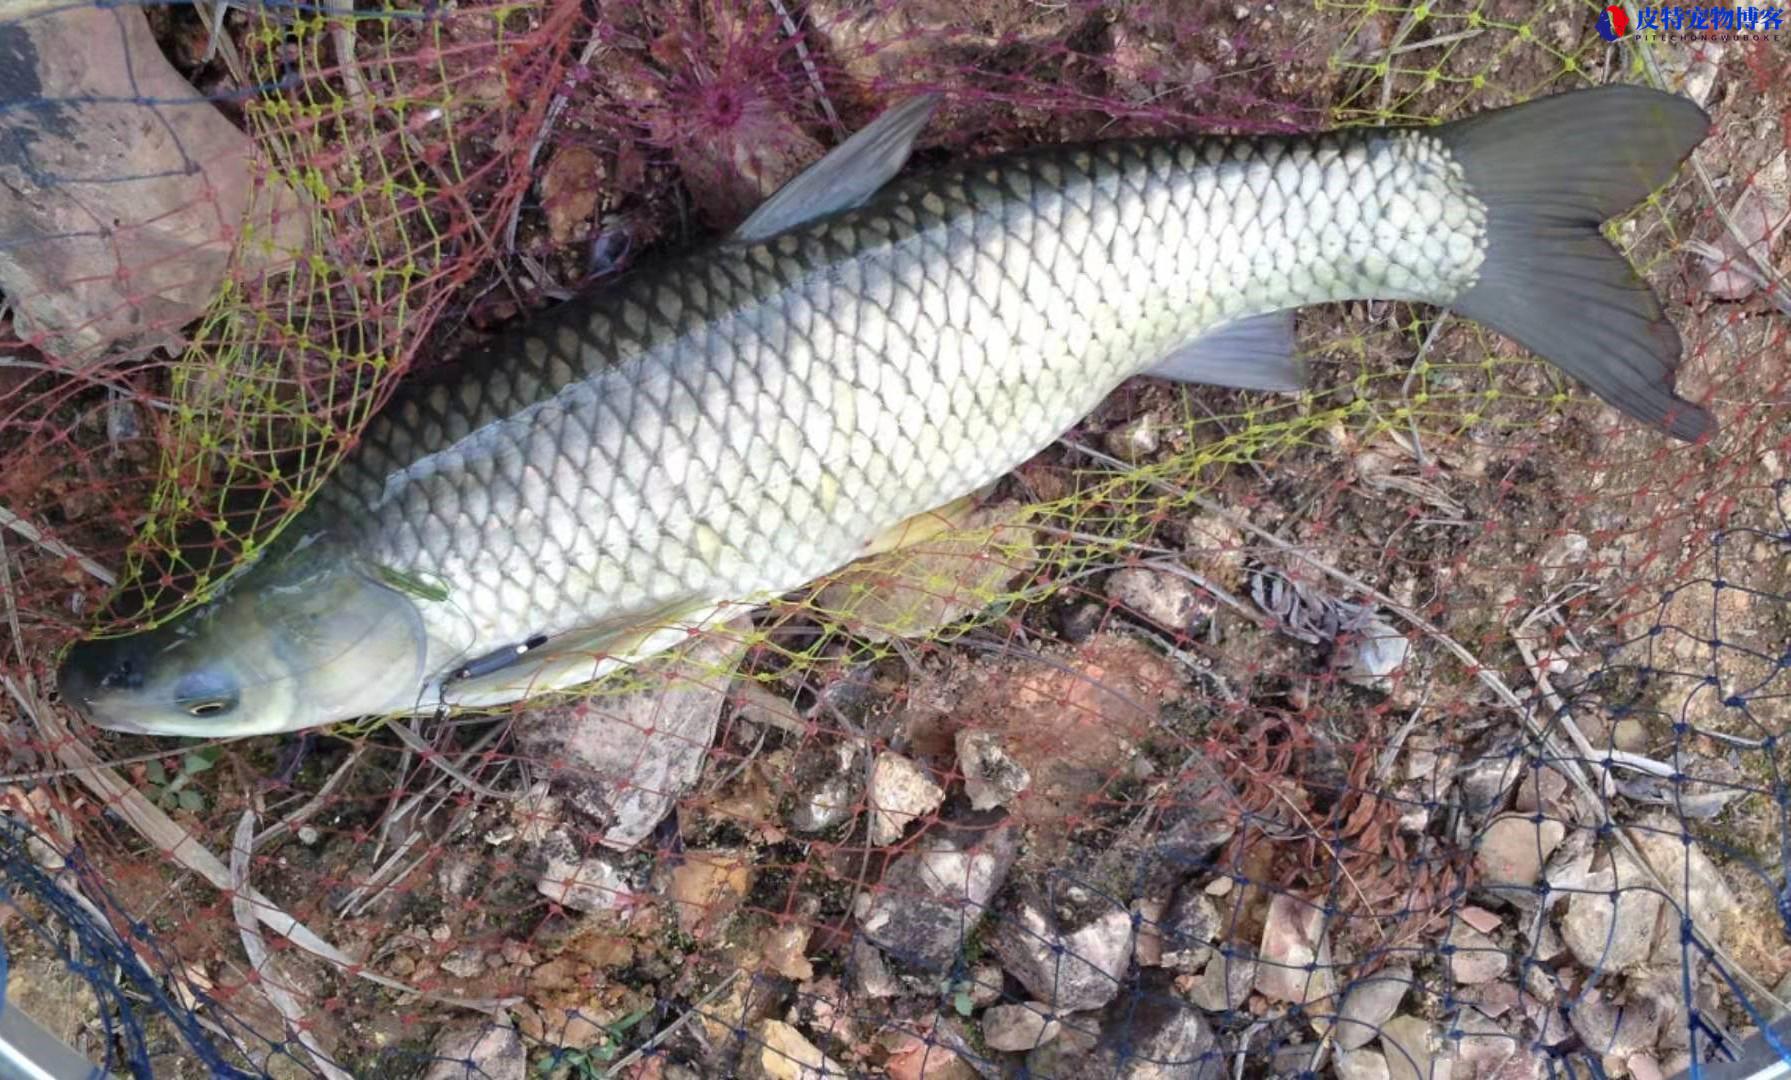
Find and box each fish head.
[59,537,429,738]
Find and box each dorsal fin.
[730,94,941,244]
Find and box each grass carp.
[60,85,1712,737]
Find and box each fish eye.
[173,672,240,718]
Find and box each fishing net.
[0,0,1787,1076]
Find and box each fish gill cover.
[0,0,1787,1076]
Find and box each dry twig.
[17,686,515,1014]
[231,812,354,1080]
[0,503,116,586]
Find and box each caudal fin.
[1439,85,1714,441]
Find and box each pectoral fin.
[438,597,744,708]
[856,482,999,559]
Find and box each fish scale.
[61,86,1715,736]
[319,131,1482,685]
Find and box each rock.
[1104,413,1161,460]
[949,635,1179,833]
[422,1023,525,1080]
[1159,886,1222,973]
[513,1003,614,1052]
[763,922,814,981]
[1447,925,1508,985]
[1560,847,1665,975]
[1457,744,1526,816]
[1105,567,1214,634]
[1337,1049,1392,1080]
[1188,953,1257,1012]
[1522,991,1573,1048]
[1513,767,1568,815]
[883,1026,979,1080]
[1254,893,1333,1006]
[439,946,488,980]
[965,963,1005,1007]
[868,753,946,845]
[1023,1014,1103,1077]
[789,742,864,834]
[1568,991,1666,1058]
[1476,814,1566,900]
[1631,819,1740,963]
[667,849,753,935]
[916,1024,988,1080]
[1097,988,1218,1079]
[955,730,1032,810]
[539,146,603,244]
[1337,615,1410,691]
[1055,600,1106,642]
[0,3,310,362]
[858,818,1019,970]
[1539,830,1599,908]
[1465,980,1520,1021]
[848,937,902,998]
[1268,1033,1323,1077]
[1451,1014,1546,1080]
[1405,735,1444,782]
[1528,922,1565,963]
[785,978,860,1059]
[1701,150,1789,300]
[1160,891,1217,974]
[1333,965,1413,1051]
[1143,768,1239,893]
[1395,793,1432,835]
[1165,515,1248,591]
[534,834,638,913]
[750,1020,846,1080]
[1611,719,1649,753]
[514,638,738,850]
[1133,897,1167,967]
[900,1041,982,1080]
[993,885,1134,1012]
[1379,1015,1451,1080]
[1458,906,1502,934]
[983,1003,1061,1052]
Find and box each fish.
[59,85,1713,738]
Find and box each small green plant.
[952,987,975,1017]
[535,1007,652,1078]
[937,975,977,1018]
[143,748,221,812]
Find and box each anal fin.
[1146,311,1305,392]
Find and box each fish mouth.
[57,637,151,733]
[74,708,152,736]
